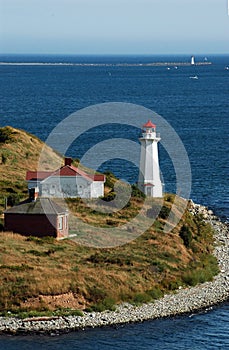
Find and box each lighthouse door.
[147,187,152,196]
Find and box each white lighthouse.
[138,120,163,197]
[191,55,195,65]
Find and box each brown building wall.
[5,213,59,238]
[56,214,69,239]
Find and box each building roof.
[26,171,53,181]
[143,120,156,128]
[26,165,105,182]
[4,198,68,215]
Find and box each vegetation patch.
[0,126,14,144]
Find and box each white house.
[26,158,106,199]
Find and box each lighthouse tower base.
[138,182,163,198]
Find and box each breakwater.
[0,202,228,335]
[0,62,212,67]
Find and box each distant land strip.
[0,62,212,67]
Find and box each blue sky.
[0,0,228,54]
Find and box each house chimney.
[65,157,72,166]
[29,187,39,201]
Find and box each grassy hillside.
[0,126,62,211]
[0,126,219,317]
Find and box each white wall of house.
[91,181,104,198]
[28,176,104,199]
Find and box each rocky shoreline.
[0,202,228,335]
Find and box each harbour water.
[0,54,228,348]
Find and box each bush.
[104,171,116,189]
[131,184,146,199]
[164,194,174,203]
[179,225,192,248]
[7,194,21,207]
[0,126,13,144]
[0,264,33,271]
[87,286,107,303]
[146,287,163,300]
[132,293,151,305]
[90,297,116,312]
[1,153,7,164]
[158,206,170,219]
[181,271,199,286]
[0,219,4,231]
[102,191,116,202]
[150,260,167,273]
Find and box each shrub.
[132,293,152,305]
[54,308,83,317]
[27,249,55,257]
[7,194,21,207]
[104,171,116,189]
[150,260,167,273]
[131,184,146,199]
[164,194,174,203]
[106,219,117,226]
[0,126,13,144]
[181,271,199,286]
[87,286,107,302]
[158,205,170,219]
[90,297,116,312]
[71,266,79,272]
[102,191,116,202]
[0,219,4,231]
[26,236,43,244]
[0,264,33,271]
[146,287,163,300]
[179,225,192,248]
[1,153,7,164]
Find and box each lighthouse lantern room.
[138,120,163,197]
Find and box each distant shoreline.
[0,62,212,67]
[0,202,228,336]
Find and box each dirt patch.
[21,292,87,311]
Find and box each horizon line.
[1,52,229,56]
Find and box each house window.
[50,185,56,195]
[58,216,63,230]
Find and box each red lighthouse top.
[143,120,156,128]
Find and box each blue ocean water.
[0,54,228,219]
[0,54,228,347]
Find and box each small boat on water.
[189,75,199,80]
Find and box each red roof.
[26,165,105,182]
[26,171,53,181]
[143,120,156,128]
